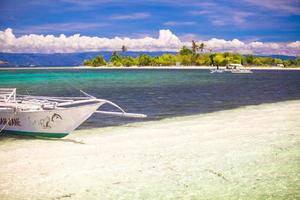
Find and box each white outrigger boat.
[0,88,146,138]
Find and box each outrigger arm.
[95,99,147,118]
[80,90,147,118]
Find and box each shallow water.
[0,68,300,128]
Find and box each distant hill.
[0,52,296,67]
[258,55,297,60]
[0,51,175,67]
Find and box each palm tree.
[191,40,198,53]
[121,45,128,53]
[199,43,205,52]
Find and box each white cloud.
[189,2,255,27]
[178,33,200,41]
[16,23,109,34]
[242,0,300,15]
[109,12,150,20]
[193,38,300,55]
[0,28,299,56]
[0,28,181,53]
[164,21,196,26]
[287,41,300,49]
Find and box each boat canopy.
[0,88,16,103]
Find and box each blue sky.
[1,0,300,42]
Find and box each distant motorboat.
[0,88,146,138]
[226,64,253,74]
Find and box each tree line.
[83,43,300,67]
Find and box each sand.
[0,100,300,200]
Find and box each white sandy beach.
[0,100,300,200]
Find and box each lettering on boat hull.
[0,118,21,127]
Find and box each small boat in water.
[0,88,146,138]
[226,64,253,74]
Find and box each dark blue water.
[0,68,299,129]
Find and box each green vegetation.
[153,54,177,66]
[137,54,153,66]
[83,55,106,66]
[83,44,300,67]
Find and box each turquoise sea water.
[1,68,300,128]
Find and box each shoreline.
[0,100,299,199]
[77,65,300,70]
[0,65,300,70]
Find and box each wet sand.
[0,100,300,199]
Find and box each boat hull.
[1,130,69,138]
[0,102,103,138]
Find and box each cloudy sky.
[0,0,300,55]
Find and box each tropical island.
[83,42,300,68]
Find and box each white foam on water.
[0,100,299,199]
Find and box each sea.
[1,68,300,129]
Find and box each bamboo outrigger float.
[0,88,146,138]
